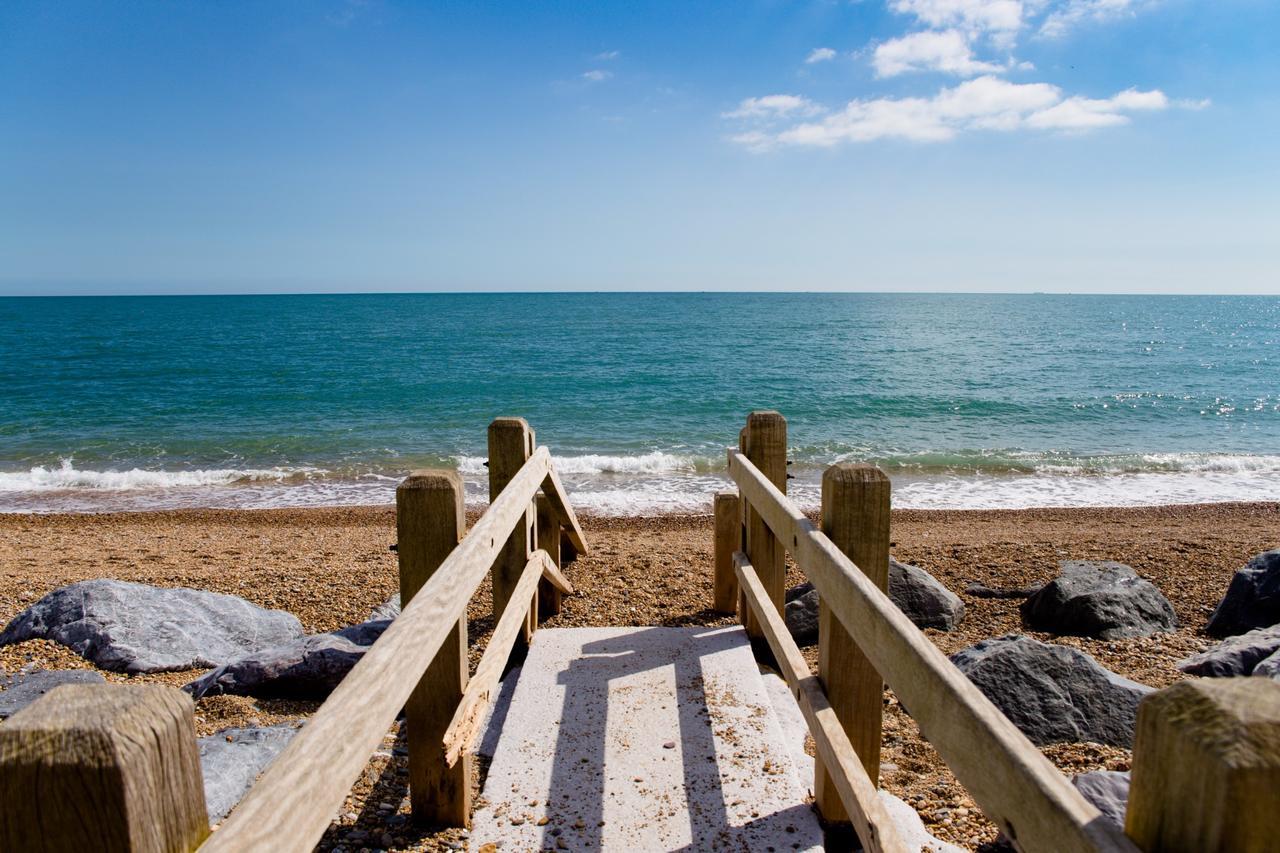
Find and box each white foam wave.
[454,451,697,476]
[0,459,321,492]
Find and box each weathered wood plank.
[536,493,564,618]
[734,551,906,853]
[713,491,741,613]
[727,448,1136,853]
[742,411,787,638]
[1126,677,1280,853]
[0,683,209,853]
[398,469,471,827]
[541,462,589,556]
[443,550,553,767]
[490,417,536,642]
[817,463,890,823]
[202,449,551,853]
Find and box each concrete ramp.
[470,626,823,852]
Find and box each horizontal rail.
[541,464,589,555]
[201,447,553,853]
[735,551,905,853]
[443,549,555,767]
[539,554,574,596]
[727,449,1136,853]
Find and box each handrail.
[442,549,558,766]
[201,447,554,852]
[735,550,907,853]
[727,448,1137,853]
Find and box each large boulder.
[1252,650,1280,680]
[950,635,1152,747]
[1020,561,1177,640]
[1072,770,1130,830]
[784,558,963,645]
[198,724,300,823]
[0,668,106,718]
[370,593,401,621]
[889,558,964,631]
[0,580,305,673]
[185,619,391,699]
[1206,549,1280,638]
[1177,625,1280,678]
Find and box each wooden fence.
[0,417,587,853]
[716,410,1280,853]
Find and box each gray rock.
[184,619,391,699]
[1020,561,1177,640]
[0,668,106,718]
[370,593,401,621]
[1177,625,1280,677]
[1251,649,1280,680]
[784,558,964,645]
[950,634,1152,747]
[198,724,300,823]
[1072,770,1130,830]
[890,558,964,631]
[0,579,305,673]
[1206,549,1280,638]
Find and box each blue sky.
[1,0,1276,295]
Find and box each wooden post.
[816,463,890,824]
[742,411,787,638]
[1126,677,1280,852]
[0,683,209,853]
[713,491,742,613]
[536,492,563,619]
[398,470,471,827]
[489,417,536,641]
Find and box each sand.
[1,501,1277,850]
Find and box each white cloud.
[721,94,825,120]
[1039,0,1147,38]
[594,50,620,60]
[730,75,1179,148]
[582,69,613,82]
[890,0,1026,36]
[873,30,1006,77]
[805,47,838,64]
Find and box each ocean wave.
[454,451,700,476]
[0,459,323,492]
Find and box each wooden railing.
[716,410,1280,853]
[0,416,587,853]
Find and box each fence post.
[0,683,209,852]
[536,492,562,619]
[1125,677,1280,852]
[489,417,537,642]
[398,470,471,827]
[713,490,742,613]
[816,463,890,824]
[742,411,787,638]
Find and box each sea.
[0,293,1276,515]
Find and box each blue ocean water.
[0,293,1276,513]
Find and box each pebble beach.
[1,500,1276,850]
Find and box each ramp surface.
[470,626,823,852]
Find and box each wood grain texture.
[734,551,907,853]
[397,469,471,827]
[536,493,563,619]
[202,449,551,853]
[742,411,786,638]
[443,550,553,767]
[489,417,536,642]
[1126,677,1280,853]
[817,463,890,823]
[727,448,1136,853]
[0,683,208,853]
[713,491,742,613]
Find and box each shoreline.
[1,500,1276,850]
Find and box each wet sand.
[1,501,1276,850]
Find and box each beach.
[2,501,1276,850]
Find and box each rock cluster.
[950,634,1151,747]
[0,579,304,673]
[1206,549,1280,637]
[1020,561,1176,640]
[1177,624,1280,679]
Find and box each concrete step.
[470,626,823,852]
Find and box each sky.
[1,0,1277,295]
